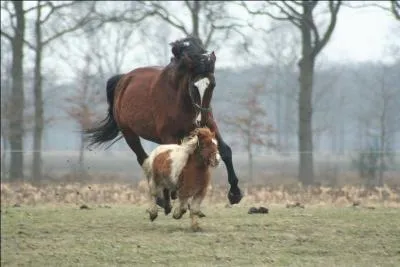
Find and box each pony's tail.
[84,74,124,148]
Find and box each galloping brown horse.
[85,36,242,208]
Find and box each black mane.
[169,36,215,76]
[170,36,207,60]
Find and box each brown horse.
[143,127,220,231]
[85,36,242,209]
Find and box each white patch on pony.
[183,41,190,46]
[142,136,199,188]
[193,77,210,124]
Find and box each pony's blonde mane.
[180,135,199,154]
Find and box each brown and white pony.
[142,127,220,231]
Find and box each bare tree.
[64,55,102,174]
[1,0,26,180]
[352,61,400,186]
[22,1,98,181]
[221,83,275,183]
[139,1,249,50]
[344,0,399,21]
[242,1,342,185]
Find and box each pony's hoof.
[171,191,177,200]
[149,213,158,221]
[173,209,186,220]
[191,223,202,232]
[164,205,172,215]
[198,211,206,218]
[228,186,243,205]
[156,196,166,208]
[147,209,158,221]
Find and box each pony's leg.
[146,179,159,221]
[173,197,189,220]
[157,135,180,210]
[162,188,172,215]
[207,116,243,205]
[189,189,207,232]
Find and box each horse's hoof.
[228,186,243,205]
[198,211,206,218]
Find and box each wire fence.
[1,150,399,187]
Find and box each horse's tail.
[84,74,124,148]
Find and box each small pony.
[142,127,221,231]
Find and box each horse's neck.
[161,66,191,108]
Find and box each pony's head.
[169,37,217,120]
[187,127,220,168]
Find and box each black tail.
[85,74,124,148]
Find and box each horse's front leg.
[207,115,243,205]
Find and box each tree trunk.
[276,89,282,151]
[78,130,85,174]
[191,1,200,39]
[298,14,315,185]
[32,1,44,182]
[9,0,25,181]
[1,131,7,179]
[248,150,253,185]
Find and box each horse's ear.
[210,51,216,62]
[170,41,181,58]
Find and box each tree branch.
[312,0,342,57]
[143,1,190,36]
[0,30,13,42]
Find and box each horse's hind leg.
[121,129,148,166]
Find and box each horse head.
[169,37,217,122]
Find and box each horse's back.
[114,66,166,139]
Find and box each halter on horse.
[84,36,243,207]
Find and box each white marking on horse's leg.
[193,78,210,124]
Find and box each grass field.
[2,204,400,267]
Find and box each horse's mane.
[170,36,207,60]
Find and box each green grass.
[1,204,400,267]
